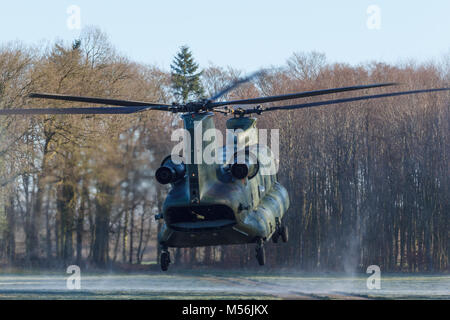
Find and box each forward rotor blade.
[0,106,159,115]
[29,93,171,107]
[208,71,265,102]
[258,88,450,113]
[211,83,397,108]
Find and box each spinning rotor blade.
[239,87,450,114]
[29,93,170,107]
[0,106,157,115]
[210,83,397,108]
[208,71,265,102]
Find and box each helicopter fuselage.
[157,113,290,248]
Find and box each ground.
[0,269,448,300]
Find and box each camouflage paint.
[158,114,289,248]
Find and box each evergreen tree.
[170,46,204,103]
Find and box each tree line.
[0,27,448,272]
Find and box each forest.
[0,27,448,272]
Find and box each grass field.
[0,269,448,300]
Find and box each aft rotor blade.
[211,83,397,108]
[29,93,171,107]
[258,88,450,113]
[208,71,265,102]
[0,106,160,115]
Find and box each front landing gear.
[255,238,266,266]
[160,248,171,271]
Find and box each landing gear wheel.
[255,239,266,266]
[160,251,171,272]
[280,225,288,243]
[272,232,279,244]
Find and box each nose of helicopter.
[162,169,249,232]
[164,204,236,232]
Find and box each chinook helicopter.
[0,72,448,271]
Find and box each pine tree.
[170,46,204,103]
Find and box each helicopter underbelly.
[158,183,290,248]
[159,223,253,247]
[158,203,267,247]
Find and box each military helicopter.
[0,72,448,271]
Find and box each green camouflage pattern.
[158,113,289,248]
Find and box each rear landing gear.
[272,232,279,243]
[255,238,266,266]
[280,225,288,243]
[160,249,171,271]
[272,219,288,244]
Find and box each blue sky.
[1,0,449,71]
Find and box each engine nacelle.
[155,156,186,185]
[231,161,258,180]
